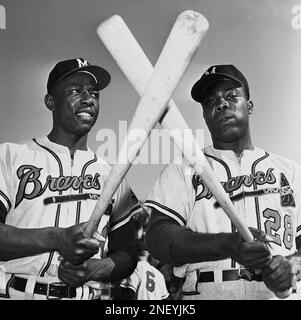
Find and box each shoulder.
[159,157,195,181]
[0,138,37,160]
[266,150,301,173]
[93,153,113,174]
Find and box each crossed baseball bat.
[83,10,292,298]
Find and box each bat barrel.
[85,10,208,237]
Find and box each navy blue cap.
[191,64,250,103]
[47,58,111,93]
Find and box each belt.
[198,269,262,283]
[9,276,77,299]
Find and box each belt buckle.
[46,281,68,300]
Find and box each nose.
[80,89,94,106]
[215,97,229,112]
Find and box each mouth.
[75,110,95,122]
[218,115,235,125]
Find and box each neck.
[47,130,88,155]
[212,132,253,157]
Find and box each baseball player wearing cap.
[145,64,301,300]
[0,58,141,300]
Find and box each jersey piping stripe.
[144,200,186,226]
[204,153,236,268]
[0,201,7,222]
[120,283,136,292]
[251,152,269,231]
[0,190,11,211]
[110,205,142,232]
[204,153,232,179]
[75,154,97,224]
[33,138,64,178]
[33,138,64,277]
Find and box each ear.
[202,105,209,124]
[44,94,55,111]
[247,100,253,114]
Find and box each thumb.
[76,221,89,233]
[248,227,273,243]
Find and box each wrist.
[44,227,63,251]
[86,258,115,282]
[220,232,238,258]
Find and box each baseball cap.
[47,58,111,93]
[191,64,250,103]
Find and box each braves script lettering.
[194,168,276,201]
[15,165,101,207]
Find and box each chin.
[217,128,242,142]
[74,125,92,136]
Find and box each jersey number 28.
[263,208,293,250]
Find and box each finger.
[60,259,76,270]
[61,259,88,271]
[243,242,271,254]
[77,238,100,251]
[267,274,293,292]
[58,266,86,287]
[245,259,271,270]
[58,272,79,287]
[59,265,81,283]
[76,221,89,233]
[248,227,274,243]
[246,257,272,269]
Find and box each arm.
[146,209,271,269]
[0,210,99,265]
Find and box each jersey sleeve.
[119,263,141,293]
[159,273,170,299]
[0,143,14,222]
[144,162,195,226]
[109,178,142,232]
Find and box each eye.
[203,96,217,106]
[226,89,239,100]
[70,88,81,95]
[89,90,99,99]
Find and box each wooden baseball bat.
[96,14,292,299]
[83,10,209,238]
[96,14,252,242]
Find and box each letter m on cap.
[0,5,6,30]
[76,58,88,67]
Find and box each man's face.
[201,79,252,143]
[51,72,100,136]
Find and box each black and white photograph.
[0,0,301,309]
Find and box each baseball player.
[145,64,301,300]
[0,58,141,300]
[118,239,169,300]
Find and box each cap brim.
[57,65,111,91]
[191,73,245,103]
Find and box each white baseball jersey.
[145,146,301,299]
[0,136,141,296]
[120,259,169,300]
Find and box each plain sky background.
[0,0,301,200]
